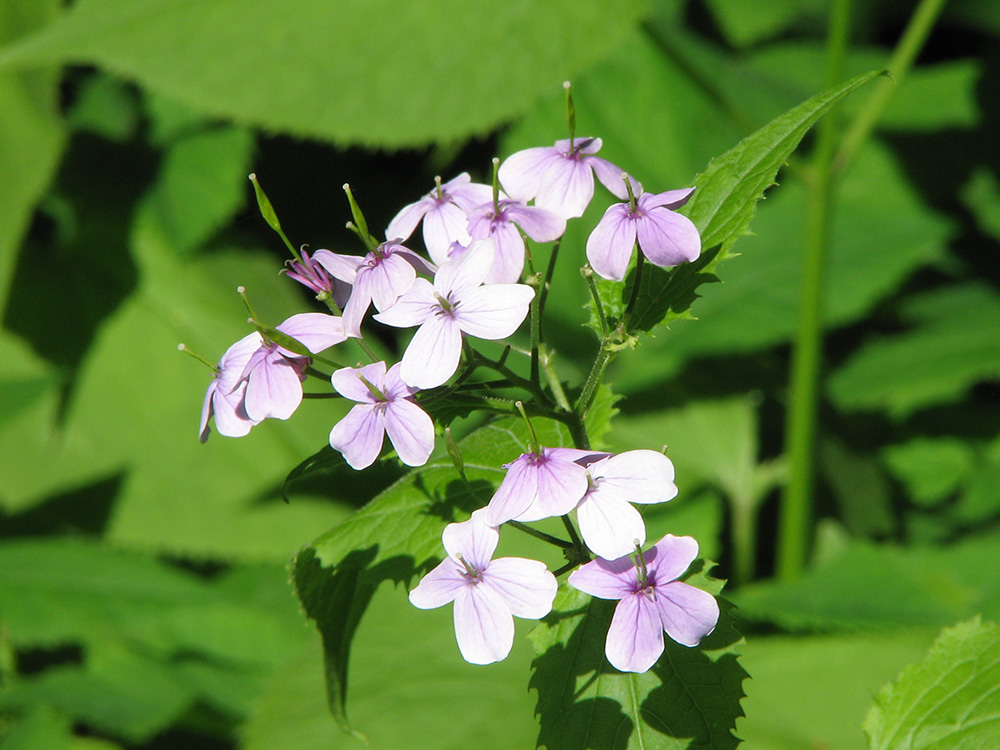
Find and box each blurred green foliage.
[2,0,999,747]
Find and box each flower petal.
[567,554,637,600]
[372,277,437,329]
[606,594,664,673]
[329,403,385,470]
[484,456,540,527]
[453,584,515,665]
[639,187,695,210]
[576,491,646,560]
[399,314,463,389]
[647,534,700,582]
[384,399,434,467]
[436,238,494,298]
[505,203,566,243]
[655,581,719,647]
[497,146,562,201]
[586,204,637,282]
[589,156,640,200]
[442,508,498,571]
[385,197,432,243]
[423,201,472,264]
[330,361,386,403]
[590,450,677,505]
[635,208,701,268]
[454,284,534,340]
[368,252,417,312]
[483,557,557,619]
[243,354,304,421]
[408,558,466,609]
[276,312,347,354]
[312,249,364,283]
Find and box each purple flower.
[568,534,719,673]
[586,186,701,282]
[328,361,434,470]
[466,198,566,283]
[373,239,535,389]
[498,138,640,220]
[483,447,608,526]
[409,509,558,665]
[199,333,261,443]
[575,450,678,560]
[239,313,347,422]
[313,242,435,338]
[283,248,351,308]
[386,173,493,265]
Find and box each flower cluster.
[196,91,716,674]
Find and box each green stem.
[529,267,542,388]
[539,238,561,316]
[777,0,853,581]
[731,499,758,586]
[833,0,949,174]
[539,344,572,412]
[508,520,573,549]
[575,345,615,417]
[583,266,610,337]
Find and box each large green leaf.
[864,617,1000,750]
[529,571,745,750]
[829,283,1000,417]
[295,416,576,733]
[0,0,648,148]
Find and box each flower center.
[456,553,484,584]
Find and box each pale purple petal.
[454,284,534,340]
[453,584,515,665]
[381,361,418,400]
[533,158,595,219]
[586,204,637,282]
[635,209,701,268]
[408,558,467,609]
[655,582,720,647]
[647,534,700,582]
[394,247,437,277]
[373,277,437,329]
[481,221,526,284]
[436,238,494,298]
[590,450,677,506]
[575,491,647,560]
[589,156,639,200]
[447,178,493,212]
[385,197,433,243]
[567,555,637,599]
[497,146,562,201]
[553,137,603,155]
[312,250,364,283]
[484,457,539,527]
[504,203,566,243]
[384,399,434,467]
[329,403,385,469]
[367,252,417,311]
[399,314,463,389]
[243,354,304,421]
[199,384,215,442]
[423,202,472,264]
[330,361,386,403]
[482,558,557,619]
[340,271,374,338]
[276,313,347,354]
[207,383,256,440]
[605,594,664,673]
[639,188,695,211]
[514,451,590,521]
[442,509,498,570]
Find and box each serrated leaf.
[294,416,575,733]
[529,569,745,750]
[0,0,647,149]
[829,283,1000,417]
[622,69,881,334]
[864,617,1000,750]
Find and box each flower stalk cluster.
[194,86,718,673]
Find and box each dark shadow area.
[0,473,122,538]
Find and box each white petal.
[453,585,515,665]
[441,508,499,571]
[372,278,437,329]
[408,558,467,609]
[576,492,646,560]
[655,582,719,647]
[436,238,494,298]
[605,594,664,673]
[591,450,677,505]
[399,315,463,389]
[586,204,637,282]
[328,404,385,470]
[385,197,432,243]
[454,284,534,340]
[483,558,557,619]
[384,399,435,467]
[423,202,472,263]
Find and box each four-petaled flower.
[409,509,558,665]
[199,332,261,442]
[498,137,640,220]
[586,186,701,282]
[568,534,719,673]
[314,241,435,338]
[484,447,607,527]
[328,361,434,470]
[386,173,493,264]
[466,197,566,283]
[574,450,678,560]
[239,313,347,422]
[374,238,535,389]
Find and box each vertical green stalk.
[777,0,853,581]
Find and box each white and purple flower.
[199,333,261,442]
[409,509,558,665]
[568,534,719,673]
[373,238,535,389]
[328,361,434,470]
[466,197,566,283]
[586,186,701,282]
[498,137,639,220]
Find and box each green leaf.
[819,439,895,538]
[883,438,976,508]
[829,283,1000,418]
[737,630,937,750]
[864,617,1000,750]
[961,167,1000,243]
[529,570,746,750]
[65,72,139,141]
[624,69,882,334]
[0,0,66,317]
[294,416,574,733]
[0,0,648,148]
[703,0,812,48]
